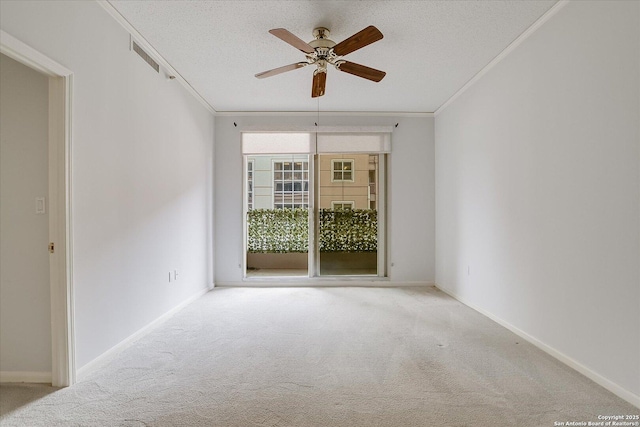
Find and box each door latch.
[49,242,55,254]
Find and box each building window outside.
[369,164,376,210]
[273,160,309,209]
[331,159,354,182]
[247,160,254,210]
[331,201,354,210]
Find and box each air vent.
[132,40,159,73]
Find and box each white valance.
[316,133,390,153]
[241,132,314,154]
[241,126,392,155]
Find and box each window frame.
[272,158,309,209]
[331,159,355,183]
[331,201,355,210]
[247,159,254,211]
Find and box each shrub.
[247,208,377,253]
[247,208,309,253]
[318,209,377,252]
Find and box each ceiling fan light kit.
[256,26,386,98]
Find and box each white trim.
[0,31,72,77]
[240,125,394,133]
[96,0,216,115]
[435,283,640,409]
[219,111,433,117]
[217,280,434,288]
[330,159,355,183]
[1,30,75,388]
[331,201,355,209]
[0,371,52,384]
[242,152,248,278]
[308,153,316,277]
[94,0,568,119]
[93,3,435,118]
[48,75,76,388]
[434,0,570,116]
[77,287,209,381]
[247,159,254,211]
[377,154,387,277]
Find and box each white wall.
[0,1,215,369]
[215,115,434,284]
[435,0,639,402]
[0,54,51,374]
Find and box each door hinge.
[49,242,55,254]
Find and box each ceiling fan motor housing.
[312,27,332,41]
[308,28,339,72]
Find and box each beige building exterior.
[318,154,378,209]
[247,154,378,210]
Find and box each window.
[331,201,354,210]
[273,160,309,209]
[247,160,254,210]
[368,163,376,210]
[331,160,354,182]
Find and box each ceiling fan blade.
[337,61,386,82]
[332,26,383,57]
[269,28,315,54]
[312,71,326,98]
[255,62,308,79]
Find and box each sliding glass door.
[245,155,310,277]
[242,130,388,279]
[317,154,382,276]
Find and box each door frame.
[1,30,75,386]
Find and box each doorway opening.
[1,30,75,387]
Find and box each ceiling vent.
[132,40,159,73]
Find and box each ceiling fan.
[255,26,386,98]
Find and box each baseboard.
[76,287,209,381]
[0,371,52,384]
[435,283,640,409]
[215,280,435,288]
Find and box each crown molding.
[96,1,438,117]
[99,0,566,119]
[215,111,433,117]
[434,0,570,116]
[96,0,217,115]
[239,125,394,133]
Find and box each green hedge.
[247,208,309,253]
[247,208,377,253]
[318,209,377,252]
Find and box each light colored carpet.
[0,287,636,426]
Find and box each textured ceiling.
[109,0,557,113]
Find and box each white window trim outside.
[247,159,254,211]
[331,159,355,182]
[331,201,355,209]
